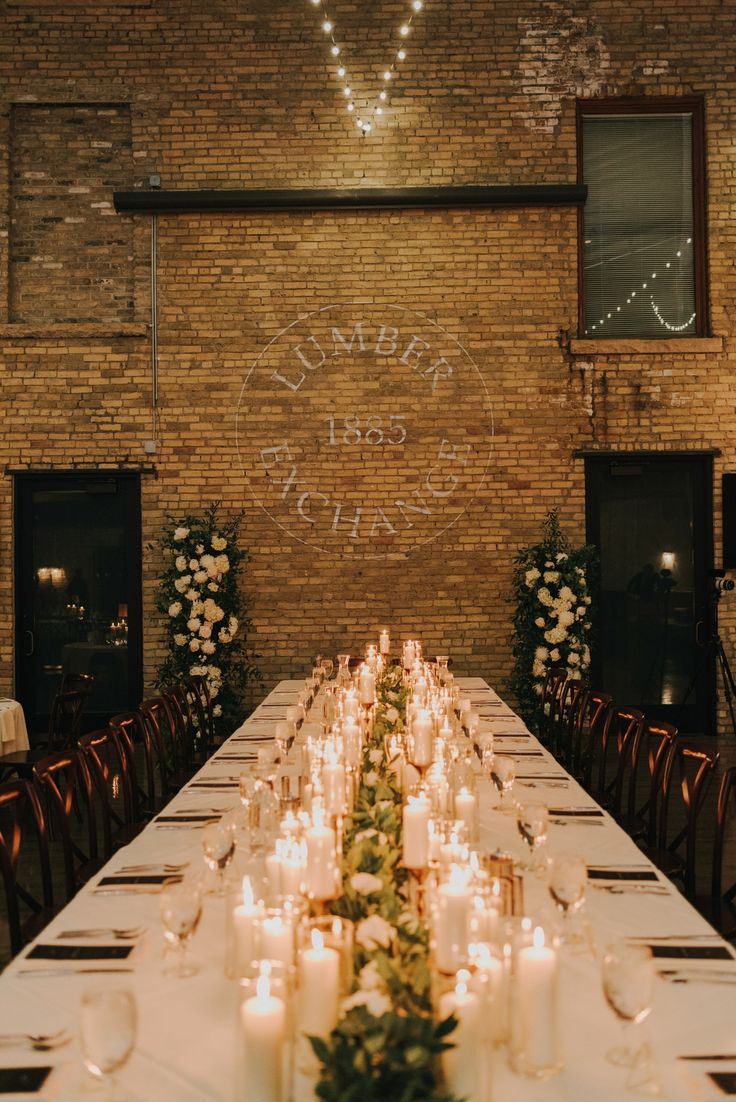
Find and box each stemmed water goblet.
[80,987,137,1097]
[321,657,334,681]
[202,819,236,895]
[491,753,516,812]
[159,876,203,977]
[516,801,549,874]
[602,941,660,1094]
[548,854,589,946]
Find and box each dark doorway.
[585,453,714,733]
[14,472,143,737]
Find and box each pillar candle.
[260,913,294,970]
[439,971,483,1101]
[412,709,433,767]
[342,717,362,768]
[436,866,472,973]
[322,758,346,817]
[511,926,559,1075]
[402,794,431,869]
[266,850,282,897]
[470,941,506,1045]
[305,808,337,901]
[379,630,390,655]
[240,971,286,1102]
[299,929,340,1040]
[359,665,376,706]
[454,787,477,842]
[232,878,263,976]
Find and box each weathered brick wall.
[0,0,734,713]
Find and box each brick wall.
[0,0,734,715]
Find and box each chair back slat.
[32,750,96,902]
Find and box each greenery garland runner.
[153,501,260,741]
[310,666,461,1102]
[509,511,597,728]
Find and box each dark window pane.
[582,113,696,338]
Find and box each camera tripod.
[680,592,736,738]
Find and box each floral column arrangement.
[510,511,597,726]
[154,501,259,738]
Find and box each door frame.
[582,450,715,734]
[13,469,144,731]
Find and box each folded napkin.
[588,868,658,881]
[189,781,239,789]
[27,944,133,961]
[548,808,603,817]
[97,874,182,886]
[0,1068,52,1094]
[709,1073,736,1094]
[155,814,221,824]
[651,945,734,960]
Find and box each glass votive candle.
[468,940,508,1046]
[226,875,265,980]
[255,899,307,975]
[508,926,562,1079]
[236,961,293,1102]
[435,864,473,974]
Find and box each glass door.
[14,472,143,736]
[585,454,713,733]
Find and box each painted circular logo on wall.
[236,303,494,557]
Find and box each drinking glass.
[336,654,351,687]
[160,876,203,977]
[80,988,137,1097]
[202,819,236,894]
[602,941,659,1094]
[516,801,549,874]
[491,754,516,812]
[321,657,334,681]
[548,854,588,946]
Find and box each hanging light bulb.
[376,106,383,114]
[347,101,354,111]
[331,44,340,55]
[399,23,410,35]
[412,0,423,9]
[379,90,387,100]
[322,19,332,32]
[383,70,392,80]
[397,48,406,60]
[337,66,346,77]
[343,86,351,95]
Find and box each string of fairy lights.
[587,236,696,334]
[307,0,426,134]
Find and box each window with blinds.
[579,101,705,339]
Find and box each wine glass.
[321,657,334,681]
[602,941,660,1094]
[202,820,236,894]
[160,876,203,977]
[491,754,516,812]
[548,854,588,945]
[80,987,137,1097]
[516,801,549,874]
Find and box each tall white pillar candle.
[402,794,431,869]
[454,787,477,842]
[510,926,560,1077]
[379,630,390,656]
[305,809,337,901]
[232,878,263,977]
[412,709,433,767]
[436,866,472,973]
[470,941,506,1045]
[299,929,340,1040]
[240,971,286,1102]
[322,758,346,817]
[439,972,483,1101]
[260,914,294,971]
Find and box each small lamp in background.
[661,551,675,571]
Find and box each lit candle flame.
[533,926,545,949]
[312,928,324,951]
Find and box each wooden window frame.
[576,96,709,339]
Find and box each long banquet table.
[1,677,734,1101]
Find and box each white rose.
[342,988,392,1018]
[208,582,219,592]
[202,641,216,655]
[532,659,545,677]
[194,570,208,585]
[559,586,575,604]
[354,828,377,843]
[174,576,190,593]
[569,652,580,666]
[203,599,225,623]
[558,610,575,628]
[356,914,393,951]
[215,554,230,574]
[212,535,227,551]
[534,646,549,662]
[168,602,182,617]
[358,961,382,990]
[213,703,222,717]
[549,648,560,661]
[385,706,399,723]
[556,552,568,562]
[584,595,592,605]
[188,558,199,571]
[218,629,231,644]
[228,615,238,634]
[576,606,586,618]
[535,616,545,628]
[545,560,554,568]
[175,555,188,571]
[368,748,383,765]
[187,617,201,632]
[364,771,379,787]
[191,600,204,616]
[199,623,212,638]
[173,633,187,646]
[537,587,554,607]
[525,568,541,587]
[200,554,217,576]
[189,639,200,652]
[185,588,200,602]
[195,543,204,555]
[173,527,189,541]
[350,872,383,896]
[543,570,560,584]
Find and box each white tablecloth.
[0,699,30,754]
[0,677,732,1101]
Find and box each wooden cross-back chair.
[32,750,104,902]
[0,780,56,957]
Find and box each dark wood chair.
[79,728,144,850]
[162,685,201,771]
[0,780,57,957]
[0,689,87,781]
[596,707,645,817]
[619,720,677,844]
[691,766,736,937]
[138,697,187,802]
[573,690,612,790]
[537,666,567,747]
[60,672,95,697]
[32,750,105,902]
[640,742,719,897]
[109,711,159,819]
[555,679,589,765]
[188,675,218,754]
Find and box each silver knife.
[17,967,135,977]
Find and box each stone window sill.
[570,337,724,355]
[0,323,148,340]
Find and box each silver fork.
[0,1029,71,1051]
[57,925,146,939]
[117,862,189,874]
